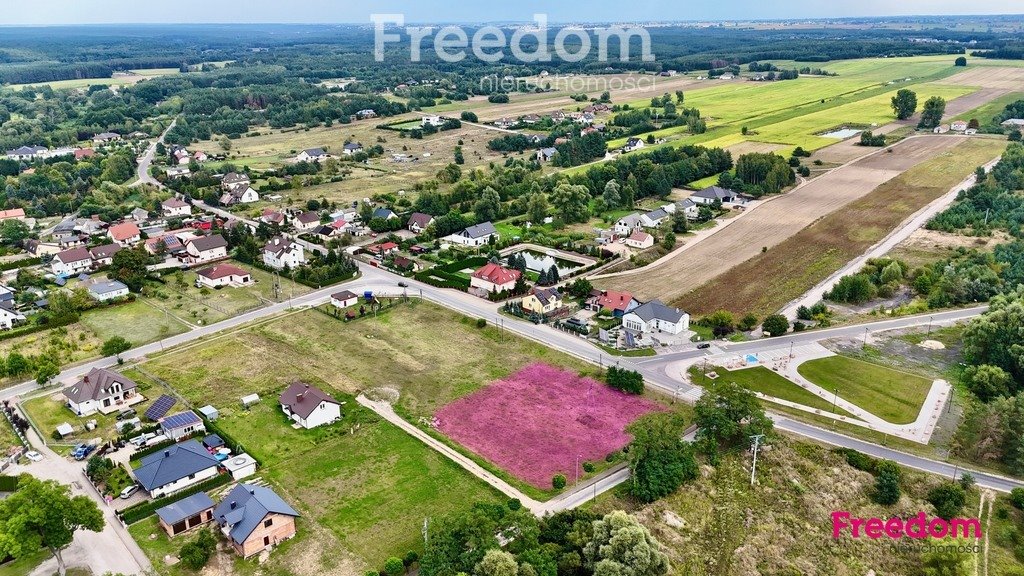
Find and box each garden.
[434,363,663,489]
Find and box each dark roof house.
[134,440,220,493]
[278,383,340,421]
[214,484,300,549]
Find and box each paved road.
[192,200,329,257]
[130,118,176,188]
[779,155,1002,319]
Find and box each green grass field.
[690,365,856,417]
[0,549,50,576]
[951,91,1024,123]
[79,300,190,344]
[796,355,933,425]
[0,414,20,451]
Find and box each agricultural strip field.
[673,137,1008,318]
[594,134,969,307]
[796,355,933,425]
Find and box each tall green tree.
[473,187,502,223]
[891,89,918,120]
[109,246,149,292]
[0,219,30,246]
[602,180,621,209]
[0,475,104,576]
[549,182,591,224]
[962,286,1024,394]
[873,460,902,505]
[101,336,132,359]
[626,413,698,503]
[694,382,773,452]
[526,192,549,224]
[474,550,518,576]
[583,511,669,576]
[918,96,947,129]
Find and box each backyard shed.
[197,405,219,421]
[240,394,260,408]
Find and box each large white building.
[445,222,497,247]
[262,237,306,270]
[621,299,690,335]
[133,440,220,498]
[62,367,139,416]
[51,247,93,276]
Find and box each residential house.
[88,280,130,302]
[623,137,645,152]
[639,208,669,228]
[0,301,26,330]
[587,290,640,317]
[494,117,516,129]
[355,109,377,119]
[108,222,141,246]
[422,115,445,127]
[371,207,397,221]
[1000,118,1024,129]
[933,124,950,134]
[690,186,737,205]
[262,237,306,270]
[260,209,286,226]
[279,383,342,429]
[624,231,654,249]
[5,145,47,161]
[470,262,521,294]
[74,148,96,160]
[193,151,209,163]
[172,147,191,165]
[213,484,300,558]
[296,148,328,163]
[195,264,252,288]
[162,198,191,217]
[145,233,186,256]
[92,132,121,146]
[520,287,563,315]
[330,290,358,309]
[365,241,398,258]
[950,120,969,132]
[221,172,251,190]
[536,147,557,162]
[51,247,93,276]
[446,222,498,247]
[134,440,220,498]
[62,367,139,416]
[88,243,122,267]
[160,411,207,442]
[342,142,363,156]
[676,198,699,219]
[613,213,643,236]
[166,166,191,179]
[156,492,216,538]
[622,299,690,335]
[184,235,228,264]
[130,207,150,222]
[407,212,434,234]
[291,211,321,232]
[220,184,259,206]
[0,208,26,222]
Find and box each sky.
[2,0,1023,25]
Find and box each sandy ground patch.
[725,141,786,156]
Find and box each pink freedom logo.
[831,511,983,539]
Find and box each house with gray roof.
[296,148,328,162]
[214,484,300,558]
[156,492,215,538]
[133,440,220,498]
[691,186,737,205]
[62,367,139,416]
[613,213,643,236]
[622,299,690,335]
[160,411,206,442]
[639,208,670,228]
[87,280,129,302]
[446,221,498,247]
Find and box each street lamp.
[575,454,581,485]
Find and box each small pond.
[504,249,582,276]
[820,128,863,139]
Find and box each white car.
[119,484,140,499]
[24,451,43,462]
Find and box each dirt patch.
[595,135,964,307]
[935,67,1024,91]
[887,228,1010,268]
[725,141,786,156]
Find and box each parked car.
[119,484,140,499]
[71,444,95,461]
[696,343,711,349]
[24,451,43,462]
[397,281,408,288]
[116,408,136,421]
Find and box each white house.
[622,299,690,335]
[62,367,139,416]
[613,213,642,236]
[624,231,654,249]
[51,247,93,276]
[342,142,363,156]
[220,184,259,206]
[195,264,252,288]
[330,290,359,309]
[470,262,521,294]
[279,383,342,429]
[296,148,328,163]
[291,212,321,232]
[160,411,207,442]
[88,243,122,267]
[422,115,445,127]
[5,146,47,161]
[262,237,306,270]
[133,440,220,498]
[950,120,969,132]
[407,212,434,234]
[446,222,498,247]
[184,235,228,264]
[639,208,670,228]
[88,280,130,302]
[108,222,142,246]
[162,198,192,217]
[623,137,645,152]
[690,186,737,205]
[0,302,26,330]
[675,198,699,219]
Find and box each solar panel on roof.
[162,411,200,429]
[145,395,176,420]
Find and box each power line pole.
[749,434,765,487]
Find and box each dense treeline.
[572,145,733,199]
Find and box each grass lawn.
[690,365,856,418]
[0,323,105,389]
[0,414,20,452]
[21,378,159,444]
[0,549,50,576]
[796,355,933,425]
[79,300,190,345]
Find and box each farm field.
[594,134,968,307]
[675,136,1008,317]
[949,90,1024,123]
[797,355,933,425]
[435,363,661,489]
[689,365,856,417]
[4,67,181,90]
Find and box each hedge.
[0,257,41,272]
[0,316,77,343]
[414,256,488,290]
[119,472,232,524]
[0,475,18,492]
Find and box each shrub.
[606,366,644,395]
[507,498,521,511]
[738,313,759,331]
[384,557,405,576]
[1010,488,1024,509]
[873,460,901,505]
[403,551,419,566]
[582,461,595,473]
[928,483,967,520]
[833,448,875,472]
[179,529,216,570]
[762,314,789,337]
[552,474,567,489]
[475,318,487,328]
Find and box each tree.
[738,313,759,331]
[602,180,621,209]
[918,96,947,129]
[0,220,30,246]
[473,187,502,223]
[568,278,593,299]
[179,528,217,570]
[694,382,773,450]
[703,310,734,336]
[552,474,567,489]
[454,146,465,165]
[526,192,549,224]
[583,511,669,576]
[549,182,591,224]
[385,557,406,576]
[891,89,918,120]
[475,550,518,576]
[671,211,688,234]
[219,136,232,151]
[606,367,644,395]
[873,460,901,505]
[109,246,149,292]
[35,361,59,385]
[962,286,1024,394]
[1010,130,1022,142]
[101,336,132,359]
[927,483,966,520]
[661,232,675,250]
[954,56,968,67]
[626,413,698,502]
[962,364,1011,401]
[761,314,789,337]
[0,475,104,576]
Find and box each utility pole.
[749,434,764,487]
[927,315,933,335]
[832,388,839,414]
[789,340,794,359]
[862,327,869,350]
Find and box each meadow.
[797,355,934,425]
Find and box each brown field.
[674,137,1008,317]
[934,66,1024,91]
[593,135,970,305]
[725,141,787,156]
[887,228,1010,268]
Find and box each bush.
[1010,488,1024,509]
[403,551,419,567]
[475,318,487,328]
[833,448,876,472]
[552,474,567,489]
[606,366,644,395]
[507,498,521,511]
[738,313,759,331]
[179,529,217,570]
[582,461,595,473]
[928,483,967,520]
[873,460,901,505]
[761,314,789,337]
[384,557,405,576]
